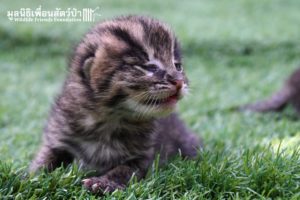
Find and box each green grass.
[1,0,300,199]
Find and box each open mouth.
[141,92,180,106]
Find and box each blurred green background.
[0,0,300,199]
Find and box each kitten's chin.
[124,99,177,119]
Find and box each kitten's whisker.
[149,95,159,114]
[137,93,151,120]
[132,91,148,98]
[124,91,149,120]
[146,95,156,115]
[141,94,154,119]
[133,92,149,102]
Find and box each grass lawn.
[1,0,300,199]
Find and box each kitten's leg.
[155,113,202,162]
[83,161,149,194]
[30,144,74,173]
[240,85,292,113]
[178,132,201,158]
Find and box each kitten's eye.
[142,64,159,73]
[175,63,182,71]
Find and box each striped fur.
[30,15,201,194]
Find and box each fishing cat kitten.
[241,67,300,114]
[30,15,201,194]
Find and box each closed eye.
[140,64,159,73]
[133,64,157,75]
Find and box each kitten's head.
[72,16,188,118]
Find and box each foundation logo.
[7,6,100,22]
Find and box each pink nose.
[172,80,183,90]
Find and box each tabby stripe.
[78,43,97,68]
[173,38,182,60]
[108,27,149,61]
[139,18,151,39]
[97,70,116,92]
[60,139,95,165]
[105,89,128,107]
[127,84,144,91]
[60,139,83,156]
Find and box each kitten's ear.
[83,57,94,79]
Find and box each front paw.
[82,176,125,194]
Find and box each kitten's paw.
[82,176,125,194]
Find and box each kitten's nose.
[170,79,183,90]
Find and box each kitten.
[241,67,300,114]
[30,15,201,193]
